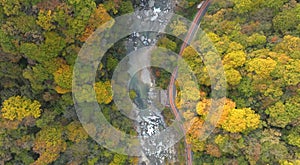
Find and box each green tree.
[170,19,188,37]
[41,31,66,59]
[119,1,134,14]
[246,33,267,48]
[1,13,38,36]
[282,60,300,86]
[0,0,21,16]
[0,29,18,55]
[104,0,119,14]
[109,153,127,165]
[266,96,300,128]
[157,37,177,51]
[286,126,300,148]
[273,4,300,33]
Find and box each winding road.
[168,0,212,164]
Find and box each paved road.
[167,0,212,164]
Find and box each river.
[125,0,178,164]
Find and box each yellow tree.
[53,63,73,94]
[1,96,41,121]
[36,10,55,31]
[222,50,246,69]
[246,57,277,78]
[186,117,206,152]
[221,108,260,133]
[225,68,242,86]
[196,98,260,133]
[196,98,236,127]
[94,81,113,104]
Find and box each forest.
[0,0,299,164]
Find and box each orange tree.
[32,126,66,165]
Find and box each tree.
[1,96,41,121]
[214,134,245,156]
[226,41,245,53]
[260,141,290,164]
[196,98,236,127]
[280,160,300,165]
[266,96,300,128]
[207,32,231,55]
[177,80,200,107]
[0,29,18,55]
[223,51,246,69]
[66,121,89,143]
[246,57,277,77]
[94,81,113,104]
[186,117,206,152]
[286,126,300,148]
[225,68,242,86]
[231,0,289,14]
[104,0,119,14]
[79,4,111,42]
[109,153,127,165]
[53,63,73,94]
[0,0,21,16]
[157,37,177,51]
[41,31,66,59]
[54,0,96,42]
[33,126,67,165]
[272,4,300,33]
[274,35,300,60]
[231,0,256,14]
[221,108,260,133]
[119,1,134,14]
[205,144,222,158]
[20,32,66,63]
[170,19,188,37]
[1,14,38,36]
[246,33,267,48]
[36,10,55,31]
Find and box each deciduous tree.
[1,96,41,121]
[36,10,55,31]
[221,108,260,133]
[94,81,113,104]
[53,63,73,94]
[33,126,67,165]
[170,19,188,37]
[66,121,89,143]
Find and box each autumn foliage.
[1,96,41,121]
